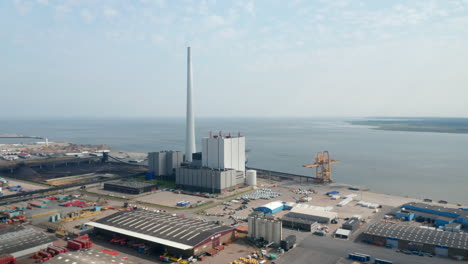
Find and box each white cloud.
[139,0,166,8]
[244,1,255,16]
[151,34,164,43]
[103,7,119,19]
[13,0,32,15]
[55,4,72,18]
[37,0,48,5]
[203,15,225,29]
[80,9,94,23]
[216,27,243,39]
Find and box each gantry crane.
[303,151,341,184]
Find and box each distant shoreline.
[350,118,468,134]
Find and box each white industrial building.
[175,132,247,193]
[175,167,244,193]
[201,133,245,172]
[285,206,338,224]
[148,151,184,177]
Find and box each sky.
[1,0,468,118]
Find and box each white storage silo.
[266,220,274,242]
[254,218,261,239]
[248,217,255,238]
[273,220,282,245]
[259,219,267,239]
[246,170,257,186]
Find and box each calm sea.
[1,118,467,204]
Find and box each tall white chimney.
[185,47,196,162]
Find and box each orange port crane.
[303,151,341,184]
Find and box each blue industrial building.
[256,201,284,215]
[395,210,415,221]
[400,202,468,227]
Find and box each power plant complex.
[147,47,252,193]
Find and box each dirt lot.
[0,178,48,195]
[134,191,213,207]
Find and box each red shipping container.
[74,239,92,249]
[38,251,51,259]
[0,254,17,264]
[77,234,89,240]
[67,241,82,250]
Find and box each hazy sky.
[1,0,468,118]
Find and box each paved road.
[278,235,456,264]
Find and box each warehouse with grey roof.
[0,225,56,258]
[363,222,468,258]
[87,209,236,257]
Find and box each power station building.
[201,133,245,171]
[175,133,247,193]
[175,167,244,193]
[148,151,184,178]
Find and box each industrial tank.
[246,170,257,186]
[273,220,282,245]
[248,217,255,238]
[266,220,274,242]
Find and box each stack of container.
[67,236,93,250]
[46,245,68,256]
[0,254,17,264]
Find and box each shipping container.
[67,240,82,250]
[280,235,296,251]
[0,254,17,264]
[349,253,371,262]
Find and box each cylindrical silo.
[248,217,255,238]
[273,221,282,245]
[246,170,257,186]
[254,218,261,239]
[259,219,267,239]
[266,220,273,242]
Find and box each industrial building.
[148,151,184,178]
[248,217,282,245]
[397,202,468,227]
[201,133,246,172]
[281,215,319,232]
[283,206,338,224]
[175,167,244,193]
[103,181,158,194]
[87,209,236,257]
[335,229,351,239]
[175,132,247,193]
[256,201,284,216]
[363,222,468,258]
[342,218,360,232]
[0,225,56,258]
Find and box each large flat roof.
[0,227,56,255]
[364,222,468,250]
[290,206,338,219]
[403,202,468,218]
[87,209,233,250]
